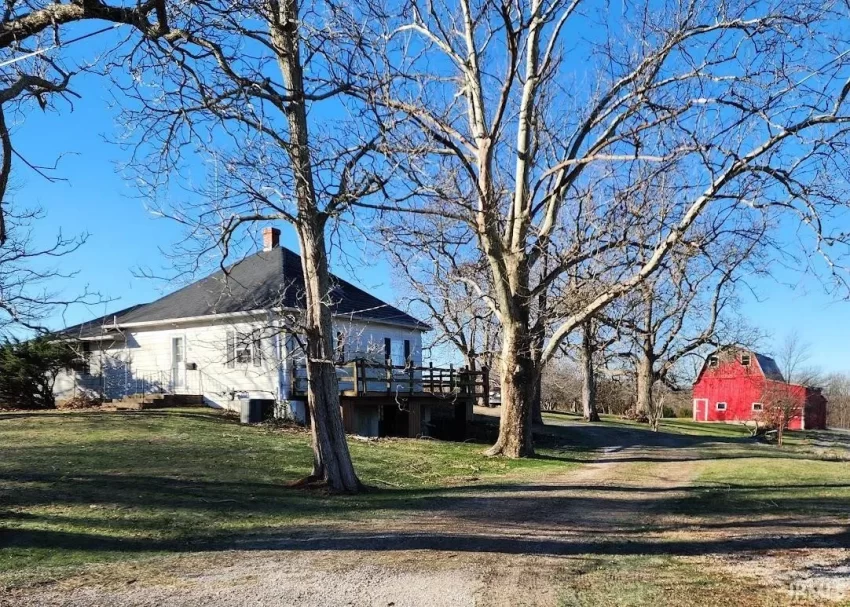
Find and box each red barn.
[692,347,827,430]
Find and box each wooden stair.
[113,393,204,410]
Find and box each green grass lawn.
[0,408,584,579]
[683,447,850,518]
[543,411,760,439]
[3,408,849,602]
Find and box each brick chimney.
[262,227,281,251]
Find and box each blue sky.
[11,27,850,374]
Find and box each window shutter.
[226,331,235,368]
[404,339,411,363]
[253,332,262,366]
[384,338,391,362]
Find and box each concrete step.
[114,394,204,409]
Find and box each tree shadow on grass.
[2,466,849,561]
[2,410,849,567]
[4,520,848,561]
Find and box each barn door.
[693,398,708,422]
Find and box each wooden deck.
[290,359,489,403]
[290,360,489,438]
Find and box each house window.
[390,340,405,366]
[70,342,91,374]
[741,354,751,366]
[716,402,727,411]
[251,331,263,367]
[708,355,719,368]
[226,330,262,367]
[236,337,253,365]
[752,402,763,411]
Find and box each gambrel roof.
[59,246,429,338]
[694,346,786,385]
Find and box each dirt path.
[5,423,849,607]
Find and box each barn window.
[716,402,727,411]
[708,355,719,367]
[752,402,763,411]
[741,354,751,366]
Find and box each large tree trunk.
[581,323,600,422]
[272,0,359,492]
[486,319,536,457]
[635,352,654,416]
[529,328,544,424]
[530,374,543,424]
[297,222,360,492]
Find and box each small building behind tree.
[692,347,827,430]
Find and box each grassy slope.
[541,414,850,606]
[0,408,584,578]
[3,409,849,604]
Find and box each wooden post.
[341,398,355,434]
[449,363,455,392]
[408,401,421,438]
[351,360,359,397]
[428,361,433,393]
[408,362,415,395]
[482,366,490,408]
[386,358,392,395]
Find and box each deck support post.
[340,398,355,434]
[408,401,421,438]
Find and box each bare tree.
[616,215,766,421]
[358,0,850,457]
[0,204,101,335]
[578,321,600,422]
[111,0,399,492]
[540,358,582,413]
[386,225,500,402]
[774,330,822,386]
[560,316,622,422]
[758,382,803,446]
[823,372,850,430]
[0,1,174,243]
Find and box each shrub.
[0,337,79,409]
[661,405,678,418]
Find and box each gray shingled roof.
[59,246,429,338]
[754,353,785,382]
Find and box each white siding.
[56,314,425,418]
[334,319,423,364]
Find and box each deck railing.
[290,358,489,405]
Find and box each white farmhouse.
[54,228,434,432]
